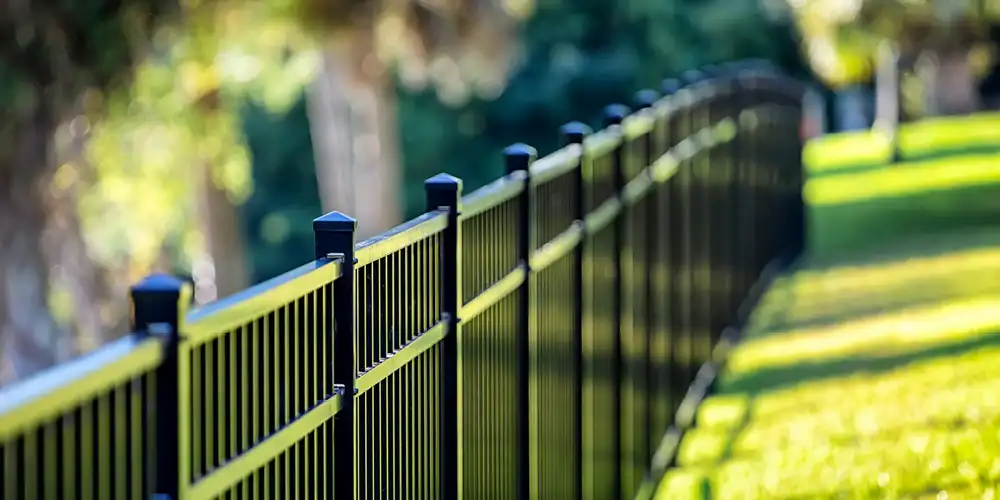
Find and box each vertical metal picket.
[313,211,357,500]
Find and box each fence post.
[634,88,659,472]
[313,211,357,500]
[682,69,713,382]
[131,273,191,499]
[559,120,590,500]
[602,102,629,499]
[788,83,808,262]
[726,67,753,321]
[657,78,683,423]
[425,173,464,500]
[504,143,536,500]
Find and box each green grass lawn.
[655,116,1000,499]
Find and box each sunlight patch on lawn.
[783,246,1000,295]
[803,112,1000,173]
[659,345,1000,499]
[804,153,1000,206]
[729,296,1000,377]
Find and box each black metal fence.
[0,61,806,500]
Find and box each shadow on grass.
[757,272,1000,337]
[807,183,1000,262]
[720,329,1000,398]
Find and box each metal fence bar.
[0,61,807,500]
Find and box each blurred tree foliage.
[0,0,523,382]
[780,0,1000,91]
[242,0,804,279]
[240,94,323,284]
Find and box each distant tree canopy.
[781,0,1000,88]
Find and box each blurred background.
[0,0,999,386]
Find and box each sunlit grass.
[805,153,1000,206]
[803,112,1000,173]
[729,296,1000,376]
[654,115,1000,499]
[803,124,1000,260]
[656,257,1000,498]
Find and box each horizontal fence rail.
[0,61,806,500]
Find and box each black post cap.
[425,173,463,211]
[313,211,358,259]
[682,69,706,86]
[130,273,189,334]
[603,104,631,127]
[560,121,592,145]
[634,89,660,110]
[313,211,358,233]
[661,78,682,96]
[504,143,537,174]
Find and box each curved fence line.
[0,61,806,500]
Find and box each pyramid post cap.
[503,143,537,157]
[313,211,358,232]
[425,173,463,190]
[683,69,707,85]
[131,273,185,294]
[661,78,682,96]
[504,143,537,174]
[634,89,661,109]
[560,121,592,144]
[602,103,631,126]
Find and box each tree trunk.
[307,35,402,240]
[916,51,941,116]
[874,42,900,132]
[835,85,872,132]
[923,50,981,115]
[0,108,72,385]
[195,163,250,303]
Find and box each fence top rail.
[529,145,580,186]
[185,258,341,343]
[623,111,656,140]
[460,171,527,220]
[583,127,621,160]
[355,211,449,267]
[0,334,165,440]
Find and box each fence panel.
[457,173,527,499]
[352,213,449,500]
[180,253,342,499]
[0,337,163,500]
[528,146,584,499]
[580,129,623,500]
